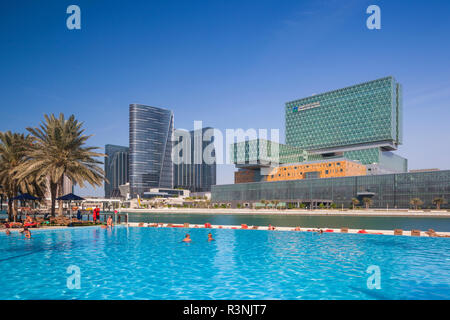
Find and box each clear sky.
[1,0,449,196]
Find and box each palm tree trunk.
[50,182,57,217]
[13,199,18,222]
[7,197,13,221]
[58,175,64,216]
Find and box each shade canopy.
[12,193,39,201]
[57,193,85,201]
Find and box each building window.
[325,170,329,174]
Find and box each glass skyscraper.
[104,144,129,198]
[285,76,406,172]
[286,76,402,152]
[129,104,174,197]
[173,127,216,192]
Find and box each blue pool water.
[1,226,449,299]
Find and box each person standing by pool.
[93,207,100,223]
[182,234,192,242]
[207,233,215,241]
[107,215,113,227]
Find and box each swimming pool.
[1,226,449,299]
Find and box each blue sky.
[1,0,449,196]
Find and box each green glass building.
[285,76,406,172]
[231,139,315,167]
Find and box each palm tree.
[273,200,280,210]
[0,131,46,221]
[432,197,446,210]
[16,114,106,216]
[261,199,267,208]
[351,198,360,209]
[362,197,372,210]
[410,198,423,210]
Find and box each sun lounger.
[183,223,189,228]
[411,229,421,236]
[394,229,403,236]
[340,227,348,233]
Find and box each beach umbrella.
[56,193,85,201]
[57,193,85,219]
[12,193,39,201]
[11,193,40,217]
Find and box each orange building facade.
[266,160,366,181]
[235,159,366,183]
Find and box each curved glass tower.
[104,144,129,198]
[129,104,174,197]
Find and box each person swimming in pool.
[20,226,31,238]
[207,232,215,241]
[182,234,192,242]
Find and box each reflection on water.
[124,212,450,232]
